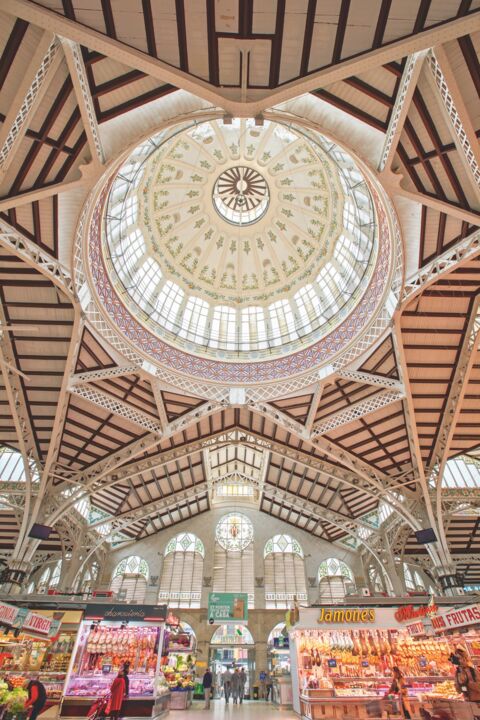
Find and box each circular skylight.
[215,513,253,551]
[212,166,270,225]
[99,118,381,362]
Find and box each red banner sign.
[0,602,19,626]
[22,611,53,635]
[394,604,438,623]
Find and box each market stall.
[268,623,292,708]
[290,607,456,720]
[161,617,196,709]
[422,603,480,720]
[60,604,169,719]
[0,602,81,713]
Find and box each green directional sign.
[208,592,248,624]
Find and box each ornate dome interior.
[0,0,479,597]
[101,118,379,361]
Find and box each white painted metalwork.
[69,384,164,433]
[427,48,480,190]
[378,52,426,172]
[402,228,480,304]
[335,369,403,391]
[70,365,143,384]
[0,219,75,300]
[312,389,404,437]
[61,39,105,164]
[0,36,59,173]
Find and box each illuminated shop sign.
[317,608,375,623]
[84,604,168,623]
[432,603,480,632]
[394,604,438,622]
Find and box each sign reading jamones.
[432,603,480,632]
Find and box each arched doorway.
[209,624,255,699]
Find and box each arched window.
[211,624,254,645]
[37,559,62,592]
[110,555,149,602]
[158,533,204,608]
[404,563,426,593]
[213,513,254,608]
[318,558,355,602]
[264,534,307,609]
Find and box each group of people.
[202,667,247,707]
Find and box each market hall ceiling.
[0,0,480,583]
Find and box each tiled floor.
[177,700,297,720]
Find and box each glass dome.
[101,118,378,361]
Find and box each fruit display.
[427,680,462,700]
[0,630,77,703]
[161,666,195,691]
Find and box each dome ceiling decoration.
[80,116,402,383]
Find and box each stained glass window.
[318,558,354,582]
[165,533,205,557]
[215,513,254,551]
[159,533,203,608]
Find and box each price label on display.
[419,657,427,668]
[362,661,369,667]
[327,659,337,668]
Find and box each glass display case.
[61,612,168,718]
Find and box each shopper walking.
[386,667,412,719]
[221,667,233,704]
[25,677,47,720]
[454,647,480,701]
[239,668,247,704]
[231,669,241,704]
[107,671,126,720]
[203,667,213,709]
[265,672,273,701]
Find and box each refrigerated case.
[60,604,169,718]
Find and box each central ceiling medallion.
[212,165,269,226]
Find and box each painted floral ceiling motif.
[135,119,344,306]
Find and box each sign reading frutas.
[208,593,248,624]
[432,603,480,632]
[317,608,375,623]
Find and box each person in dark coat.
[122,661,130,697]
[202,668,213,709]
[25,678,47,720]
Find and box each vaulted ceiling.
[0,0,480,588]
